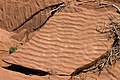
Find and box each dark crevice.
[33,9,56,31]
[33,3,65,31]
[3,64,49,76]
[12,2,64,32]
[2,60,70,77]
[33,14,52,31]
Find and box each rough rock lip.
[0,0,64,33]
[2,62,49,76]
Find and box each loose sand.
[0,0,120,80]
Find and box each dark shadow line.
[3,64,49,76]
[33,13,53,31]
[2,60,49,76]
[12,2,64,31]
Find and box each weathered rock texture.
[0,0,64,32]
[1,0,120,80]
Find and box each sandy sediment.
[1,0,120,80]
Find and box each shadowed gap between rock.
[3,64,49,76]
[2,60,71,76]
[12,2,64,32]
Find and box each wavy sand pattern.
[1,0,120,80]
[4,8,120,77]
